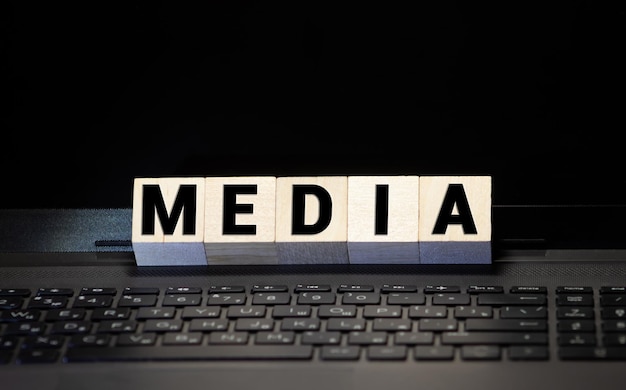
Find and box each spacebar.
[65,345,314,362]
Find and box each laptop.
[3,2,626,389]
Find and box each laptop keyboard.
[1,284,626,364]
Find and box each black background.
[4,1,625,209]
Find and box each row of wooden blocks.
[131,176,492,266]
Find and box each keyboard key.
[509,346,549,360]
[255,331,295,345]
[556,307,594,319]
[556,294,594,306]
[347,331,387,345]
[97,320,137,333]
[442,332,548,345]
[281,318,320,331]
[320,345,360,360]
[326,318,366,331]
[342,292,381,305]
[478,294,546,306]
[208,293,246,306]
[556,286,593,294]
[209,332,248,345]
[162,333,203,345]
[64,345,314,362]
[380,284,417,293]
[17,349,60,364]
[80,288,117,295]
[294,284,331,292]
[45,308,86,321]
[301,331,341,345]
[68,334,111,348]
[557,333,596,346]
[73,295,113,308]
[181,307,221,319]
[91,308,131,320]
[166,287,202,294]
[559,347,626,360]
[234,318,274,331]
[271,305,311,318]
[372,318,412,331]
[419,318,458,331]
[37,288,73,297]
[136,307,176,320]
[432,293,471,306]
[0,309,41,322]
[367,345,407,360]
[394,332,434,345]
[386,293,425,305]
[188,319,228,332]
[454,306,493,319]
[28,296,68,309]
[0,289,31,297]
[0,297,23,309]
[557,320,595,332]
[500,306,547,319]
[252,293,291,305]
[21,335,65,349]
[467,286,503,294]
[143,319,184,332]
[408,306,447,318]
[424,286,460,294]
[50,321,91,334]
[465,319,547,332]
[162,294,201,306]
[123,287,160,295]
[116,333,157,346]
[415,345,454,360]
[461,345,501,360]
[297,292,336,305]
[317,305,357,318]
[118,295,157,307]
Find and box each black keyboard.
[2,284,626,364]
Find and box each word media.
[131,176,492,266]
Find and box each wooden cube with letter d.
[275,176,349,264]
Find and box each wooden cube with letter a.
[132,177,207,266]
[418,176,492,264]
[275,176,349,264]
[347,176,420,264]
[204,176,278,264]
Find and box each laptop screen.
[5,3,625,252]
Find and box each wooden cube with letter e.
[204,176,278,264]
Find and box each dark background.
[4,1,625,209]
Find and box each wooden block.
[204,176,278,264]
[347,176,420,264]
[418,176,492,264]
[131,177,207,266]
[275,176,349,264]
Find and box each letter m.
[141,184,197,235]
